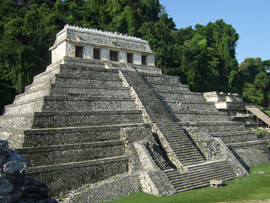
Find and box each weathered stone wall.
[228,142,270,168]
[27,156,129,196]
[184,128,249,178]
[63,174,140,203]
[134,141,176,196]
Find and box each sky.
[159,0,270,64]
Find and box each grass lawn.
[108,164,270,203]
[263,110,270,117]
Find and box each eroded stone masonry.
[0,25,269,202]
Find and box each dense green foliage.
[0,0,270,112]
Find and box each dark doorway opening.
[75,46,83,58]
[110,51,119,61]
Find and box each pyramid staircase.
[0,60,147,195]
[141,72,269,169]
[165,160,236,192]
[120,69,238,192]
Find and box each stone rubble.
[0,140,57,203]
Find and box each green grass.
[255,129,268,135]
[263,110,270,117]
[108,165,270,203]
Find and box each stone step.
[187,165,234,175]
[173,172,235,191]
[29,64,121,92]
[26,155,129,196]
[15,84,130,105]
[142,74,180,85]
[56,64,120,80]
[157,92,206,102]
[16,140,125,167]
[174,150,203,156]
[172,170,236,185]
[24,77,55,93]
[132,64,162,75]
[150,84,190,93]
[211,131,258,143]
[33,60,110,84]
[165,161,236,192]
[5,124,149,147]
[4,97,137,114]
[172,148,198,153]
[13,88,51,105]
[4,98,45,115]
[187,161,232,172]
[163,101,218,112]
[32,65,61,84]
[0,110,144,129]
[226,140,266,148]
[170,170,235,184]
[54,75,123,87]
[169,142,196,148]
[56,56,105,70]
[169,111,229,122]
[50,85,130,98]
[177,156,205,164]
[165,137,193,142]
[179,121,247,133]
[173,150,201,158]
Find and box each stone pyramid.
[0,25,269,202]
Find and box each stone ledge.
[1,110,143,117]
[6,96,136,108]
[27,156,129,173]
[179,121,244,126]
[51,83,127,90]
[211,131,255,136]
[59,63,118,72]
[169,110,227,115]
[16,140,124,153]
[27,156,129,195]
[1,123,151,135]
[157,91,203,95]
[226,140,266,147]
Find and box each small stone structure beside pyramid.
[0,25,269,202]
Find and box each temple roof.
[49,25,155,54]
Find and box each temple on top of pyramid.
[49,24,155,66]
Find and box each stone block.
[157,92,205,102]
[16,141,125,167]
[64,174,141,203]
[142,74,180,85]
[170,111,229,122]
[50,85,130,98]
[150,84,190,93]
[27,156,129,196]
[164,101,218,112]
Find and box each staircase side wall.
[184,127,249,178]
[229,143,270,168]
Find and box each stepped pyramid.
[0,25,269,201]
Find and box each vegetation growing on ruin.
[0,0,270,112]
[109,164,270,203]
